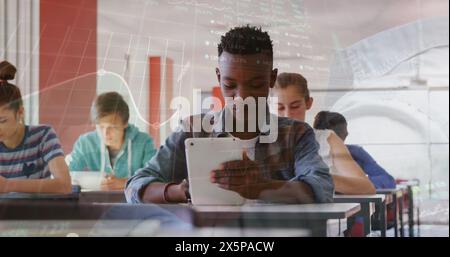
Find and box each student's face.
[0,106,22,142]
[96,113,128,148]
[216,52,277,119]
[273,85,313,122]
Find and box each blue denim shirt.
[347,144,396,189]
[125,110,334,204]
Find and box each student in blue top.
[0,61,71,193]
[313,111,396,189]
[69,92,157,191]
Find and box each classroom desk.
[376,188,404,237]
[397,180,420,237]
[192,203,361,237]
[0,219,309,237]
[156,227,310,237]
[333,194,385,237]
[0,192,79,201]
[0,200,313,237]
[407,180,420,237]
[0,197,359,237]
[79,190,126,203]
[0,219,161,236]
[0,201,193,223]
[0,190,126,203]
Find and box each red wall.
[212,86,224,110]
[149,57,173,147]
[39,0,97,153]
[149,57,161,147]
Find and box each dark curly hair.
[218,25,273,59]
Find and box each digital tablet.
[185,137,245,205]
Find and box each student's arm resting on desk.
[0,128,71,194]
[0,156,71,193]
[125,128,190,203]
[347,145,396,189]
[288,126,334,203]
[327,132,376,194]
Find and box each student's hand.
[100,175,128,191]
[0,176,7,193]
[210,151,269,199]
[166,179,190,203]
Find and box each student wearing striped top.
[0,61,71,193]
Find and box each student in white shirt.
[272,72,375,194]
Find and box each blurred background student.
[68,92,156,191]
[313,110,396,189]
[0,61,71,193]
[313,110,398,233]
[273,72,375,194]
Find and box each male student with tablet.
[125,25,334,204]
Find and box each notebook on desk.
[70,171,104,191]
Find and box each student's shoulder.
[28,124,51,132]
[153,114,204,147]
[277,116,311,128]
[134,130,153,143]
[277,116,314,135]
[180,113,206,126]
[346,144,366,154]
[178,113,211,135]
[27,124,58,138]
[346,144,363,150]
[75,130,100,144]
